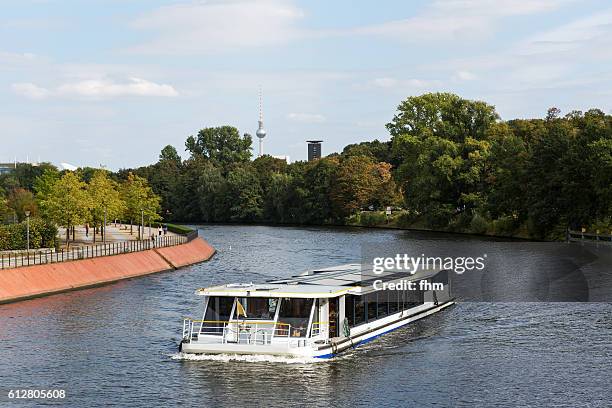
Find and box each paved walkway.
[57,223,177,247]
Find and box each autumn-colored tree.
[330,156,399,219]
[7,188,38,222]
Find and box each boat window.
[238,297,278,320]
[346,295,366,327]
[404,287,424,309]
[366,292,377,322]
[278,298,314,338]
[377,290,390,318]
[204,296,234,322]
[389,289,400,314]
[202,296,234,335]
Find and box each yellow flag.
[236,299,247,318]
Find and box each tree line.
[2,92,611,242]
[125,93,611,239]
[1,165,160,249]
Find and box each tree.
[159,145,181,164]
[224,164,263,221]
[121,172,161,238]
[87,170,125,242]
[185,126,252,166]
[10,162,58,191]
[341,140,393,164]
[7,188,38,222]
[42,172,90,247]
[195,160,225,222]
[147,145,183,219]
[388,93,498,228]
[485,122,529,222]
[330,156,398,219]
[33,168,60,221]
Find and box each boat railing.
[182,319,293,345]
[310,322,329,337]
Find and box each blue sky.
[2,0,611,169]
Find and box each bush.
[0,218,58,250]
[425,206,456,229]
[359,211,387,226]
[491,216,519,236]
[469,213,490,235]
[165,223,195,234]
[393,211,416,228]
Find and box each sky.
[1,0,612,169]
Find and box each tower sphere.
[256,125,266,139]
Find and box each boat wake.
[170,352,326,364]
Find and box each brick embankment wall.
[0,237,215,304]
[154,237,215,268]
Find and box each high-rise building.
[307,140,323,161]
[255,88,267,157]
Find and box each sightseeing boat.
[179,264,454,359]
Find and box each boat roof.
[196,263,446,299]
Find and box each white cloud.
[351,0,575,41]
[11,83,50,100]
[0,51,37,62]
[368,77,441,89]
[56,77,178,98]
[435,8,612,93]
[453,70,477,81]
[516,9,612,56]
[430,0,567,17]
[287,112,326,123]
[129,0,304,54]
[12,77,178,100]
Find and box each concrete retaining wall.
[0,237,215,304]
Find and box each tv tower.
[255,88,267,157]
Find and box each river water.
[1,225,611,407]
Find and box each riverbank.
[0,237,215,304]
[175,218,538,242]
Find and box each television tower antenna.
[255,87,267,157]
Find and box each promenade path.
[57,223,177,247]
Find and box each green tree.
[121,172,161,238]
[195,160,226,222]
[87,170,125,242]
[225,164,263,221]
[43,172,90,247]
[388,93,498,228]
[185,126,252,166]
[33,168,61,221]
[341,140,393,164]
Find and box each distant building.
[307,140,323,161]
[0,162,16,175]
[60,162,78,171]
[272,155,291,164]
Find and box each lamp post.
[140,208,144,240]
[25,210,31,251]
[103,207,107,243]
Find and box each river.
[1,225,611,407]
